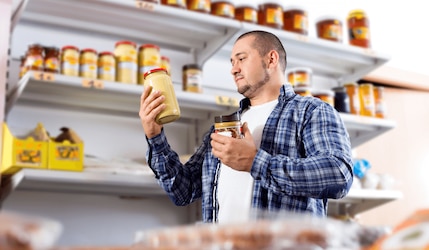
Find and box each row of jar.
[295,82,386,118]
[142,0,370,48]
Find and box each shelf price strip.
[82,79,104,89]
[215,96,239,107]
[33,71,55,81]
[135,0,156,11]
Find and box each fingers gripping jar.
[143,68,181,124]
[214,113,242,138]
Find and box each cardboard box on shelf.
[48,138,84,172]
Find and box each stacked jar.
[79,48,98,79]
[234,0,257,23]
[138,44,161,85]
[315,15,343,43]
[114,40,137,84]
[257,0,284,29]
[187,0,210,13]
[283,5,308,35]
[210,0,235,18]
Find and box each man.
[139,30,353,223]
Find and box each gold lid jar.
[214,113,242,138]
[143,68,181,124]
[187,0,210,13]
[210,0,235,18]
[138,44,161,85]
[79,48,98,79]
[114,40,137,84]
[25,43,44,72]
[293,86,312,97]
[343,82,361,115]
[286,67,312,88]
[347,9,371,48]
[283,6,308,35]
[61,45,80,76]
[315,15,343,42]
[234,4,258,23]
[258,2,284,29]
[182,64,203,93]
[358,83,375,117]
[43,46,60,73]
[98,51,116,81]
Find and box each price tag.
[82,79,104,89]
[33,71,55,81]
[296,34,309,43]
[215,96,239,107]
[135,0,156,11]
[363,48,377,57]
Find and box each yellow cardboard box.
[48,139,84,172]
[1,123,48,174]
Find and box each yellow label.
[322,24,342,40]
[266,8,283,26]
[244,9,257,22]
[351,27,370,40]
[293,14,308,30]
[215,96,239,107]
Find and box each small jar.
[43,46,60,73]
[294,86,312,97]
[25,43,44,72]
[315,16,343,42]
[138,44,161,85]
[286,67,312,87]
[161,0,186,8]
[373,86,385,118]
[283,6,308,35]
[160,56,171,76]
[312,89,335,106]
[61,45,80,76]
[358,83,375,117]
[114,40,137,84]
[19,55,27,78]
[234,4,258,23]
[343,82,361,115]
[258,2,283,29]
[347,9,371,48]
[214,113,242,138]
[182,64,203,93]
[97,51,116,81]
[187,0,210,13]
[210,0,234,18]
[143,68,181,124]
[332,87,350,113]
[79,48,98,79]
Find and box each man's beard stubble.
[238,67,270,98]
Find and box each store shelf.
[328,188,403,217]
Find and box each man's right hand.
[139,85,165,139]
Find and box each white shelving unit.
[3,0,400,220]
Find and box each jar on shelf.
[258,1,284,29]
[143,68,181,124]
[160,56,171,76]
[343,82,361,115]
[347,9,371,48]
[332,86,350,113]
[373,86,385,118]
[161,0,186,9]
[214,113,242,138]
[19,55,27,78]
[286,67,312,88]
[358,83,375,117]
[283,6,308,35]
[114,40,137,84]
[312,89,335,106]
[293,86,312,97]
[43,46,60,73]
[315,15,343,43]
[182,63,203,93]
[60,45,80,77]
[138,44,161,85]
[25,43,44,72]
[79,48,98,79]
[186,0,210,13]
[234,3,258,23]
[97,51,116,81]
[210,0,234,18]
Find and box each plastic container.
[182,63,203,93]
[359,83,375,117]
[283,6,308,35]
[286,67,312,87]
[258,2,283,29]
[60,45,79,76]
[214,113,242,138]
[43,46,60,73]
[347,9,371,48]
[25,43,44,72]
[187,0,210,13]
[97,51,116,81]
[315,15,343,42]
[210,0,234,18]
[138,44,161,85]
[332,86,350,113]
[114,40,137,84]
[234,3,258,23]
[79,48,98,79]
[143,68,181,124]
[343,82,361,115]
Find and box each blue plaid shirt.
[146,84,353,223]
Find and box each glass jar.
[114,40,137,84]
[315,16,343,42]
[332,87,350,113]
[214,113,242,138]
[286,67,312,87]
[138,44,161,85]
[283,6,308,35]
[347,9,371,48]
[25,43,44,72]
[61,45,80,76]
[312,89,335,106]
[373,86,385,118]
[234,4,257,23]
[97,51,116,81]
[160,56,171,76]
[187,0,210,13]
[182,64,203,93]
[43,46,60,73]
[293,86,312,97]
[210,0,234,18]
[19,55,27,78]
[161,0,186,8]
[258,2,283,29]
[79,48,98,79]
[343,82,361,115]
[358,83,375,117]
[143,68,181,124]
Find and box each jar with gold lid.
[25,43,44,72]
[258,1,284,29]
[138,44,161,85]
[161,0,186,8]
[293,86,312,97]
[343,82,361,115]
[286,67,312,88]
[97,51,116,81]
[347,9,371,48]
[79,48,98,79]
[315,15,343,42]
[283,6,308,35]
[187,0,210,13]
[210,0,234,18]
[114,40,137,84]
[61,45,79,76]
[358,83,375,117]
[43,46,60,73]
[19,55,27,78]
[234,3,257,23]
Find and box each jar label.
[265,8,283,26]
[45,58,59,70]
[293,14,308,30]
[244,9,257,22]
[214,4,234,17]
[62,62,79,76]
[350,27,370,40]
[322,24,342,40]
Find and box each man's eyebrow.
[230,52,246,63]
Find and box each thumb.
[241,122,251,138]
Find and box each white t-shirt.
[217,99,278,224]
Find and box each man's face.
[230,36,270,99]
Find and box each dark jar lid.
[183,64,202,71]
[214,113,240,123]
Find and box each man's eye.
[239,57,245,61]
